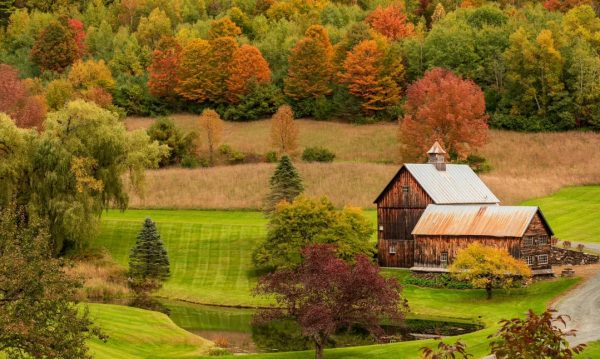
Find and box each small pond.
[159,300,483,354]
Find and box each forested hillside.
[1,0,600,131]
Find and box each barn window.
[523,237,534,246]
[440,252,448,265]
[538,254,549,265]
[537,236,548,245]
[389,245,397,254]
[525,256,535,266]
[402,185,409,193]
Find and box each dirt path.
[554,265,600,346]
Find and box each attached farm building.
[375,142,554,275]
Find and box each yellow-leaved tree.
[198,109,224,165]
[449,243,532,299]
[270,105,299,155]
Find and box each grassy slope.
[522,186,600,243]
[93,209,585,358]
[87,303,211,358]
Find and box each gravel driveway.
[555,267,600,346]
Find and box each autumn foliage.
[338,40,402,115]
[226,44,271,103]
[198,109,224,164]
[176,39,213,102]
[67,18,86,58]
[399,68,488,161]
[366,4,414,41]
[0,64,46,129]
[148,37,181,100]
[31,21,79,73]
[284,25,333,100]
[270,105,299,154]
[208,17,242,39]
[254,244,406,359]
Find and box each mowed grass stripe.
[522,186,600,243]
[95,211,267,306]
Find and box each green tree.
[31,20,79,73]
[263,154,303,214]
[147,117,196,166]
[0,101,168,255]
[129,218,170,283]
[136,7,172,49]
[254,196,375,271]
[0,205,105,358]
[449,243,532,299]
[45,78,74,110]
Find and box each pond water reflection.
[161,300,482,354]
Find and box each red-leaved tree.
[68,18,86,58]
[0,64,46,129]
[254,244,407,359]
[399,67,488,162]
[148,36,181,100]
[366,4,414,41]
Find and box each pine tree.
[129,218,170,283]
[264,155,303,214]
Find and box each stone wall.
[551,247,599,266]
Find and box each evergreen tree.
[264,155,303,214]
[129,218,170,283]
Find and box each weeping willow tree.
[0,100,168,255]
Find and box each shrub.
[181,154,201,168]
[265,151,278,163]
[577,243,585,252]
[208,347,231,356]
[562,241,572,249]
[221,81,284,121]
[403,273,473,289]
[147,117,196,167]
[301,147,336,163]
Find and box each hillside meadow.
[125,116,600,209]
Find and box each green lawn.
[522,186,600,243]
[95,209,376,306]
[87,303,211,358]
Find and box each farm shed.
[412,205,554,274]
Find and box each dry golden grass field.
[125,114,600,209]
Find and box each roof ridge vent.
[427,141,446,171]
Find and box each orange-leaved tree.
[366,4,414,41]
[449,243,532,300]
[226,44,271,103]
[198,109,224,164]
[284,25,333,100]
[270,105,299,154]
[399,67,488,162]
[338,39,403,115]
[148,36,181,100]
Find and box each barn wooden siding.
[520,213,552,270]
[414,236,521,268]
[413,213,553,269]
[377,168,432,267]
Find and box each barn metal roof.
[412,205,554,237]
[404,164,500,204]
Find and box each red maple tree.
[0,64,46,129]
[399,67,488,161]
[254,244,406,359]
[148,36,181,100]
[68,18,86,58]
[366,4,414,41]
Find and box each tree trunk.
[486,283,493,300]
[315,341,324,359]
